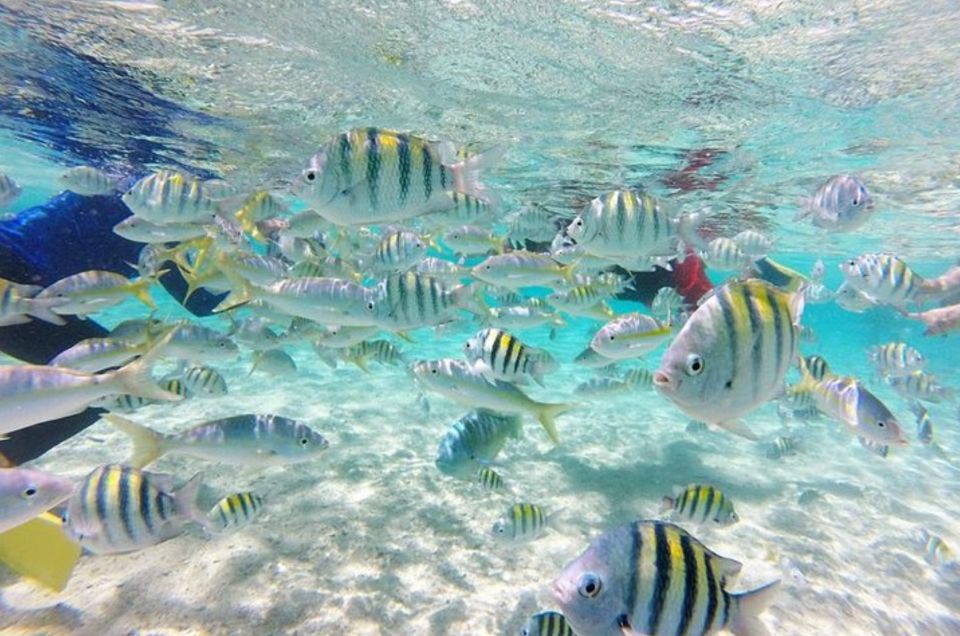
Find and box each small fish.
[660,484,739,526]
[654,279,805,439]
[868,342,925,378]
[217,277,378,328]
[797,361,907,446]
[371,230,431,271]
[492,502,552,542]
[910,402,934,445]
[435,409,522,480]
[342,339,404,371]
[59,166,119,195]
[415,256,466,282]
[0,171,21,208]
[839,254,924,309]
[552,520,780,636]
[122,170,224,224]
[731,230,774,258]
[795,174,875,231]
[803,354,832,380]
[295,128,499,225]
[36,270,155,315]
[887,371,955,403]
[412,358,571,444]
[589,313,671,360]
[0,277,67,327]
[547,285,615,321]
[0,333,180,436]
[766,436,798,459]
[113,216,208,243]
[374,272,475,330]
[520,610,577,636]
[207,492,265,533]
[622,367,654,389]
[63,464,207,555]
[162,322,239,362]
[573,377,629,399]
[106,413,330,468]
[250,349,298,376]
[49,337,148,372]
[506,204,573,245]
[0,468,75,534]
[180,365,228,396]
[701,237,749,271]
[476,467,505,491]
[464,328,554,386]
[471,251,574,289]
[443,224,505,256]
[918,530,960,580]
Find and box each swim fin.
[0,512,81,592]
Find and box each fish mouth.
[653,370,675,391]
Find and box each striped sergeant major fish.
[867,342,925,378]
[464,327,556,387]
[207,492,264,533]
[122,169,228,225]
[521,610,576,636]
[295,127,500,225]
[887,370,956,404]
[435,409,522,480]
[374,272,476,330]
[491,502,553,542]
[180,365,228,396]
[796,360,907,447]
[654,279,805,440]
[476,467,505,491]
[63,464,208,555]
[802,354,831,381]
[660,484,739,527]
[838,253,924,309]
[795,174,874,232]
[551,520,780,636]
[59,165,120,196]
[565,189,706,270]
[371,230,431,271]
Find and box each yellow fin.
[0,512,81,592]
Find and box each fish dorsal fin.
[712,553,743,584]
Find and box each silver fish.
[0,468,75,534]
[59,166,119,196]
[795,174,874,231]
[589,313,671,360]
[435,409,523,480]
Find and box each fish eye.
[609,334,615,341]
[305,170,317,182]
[684,353,704,376]
[877,421,886,428]
[521,629,530,636]
[22,486,37,498]
[578,572,602,598]
[367,300,375,310]
[431,368,438,374]
[300,438,309,446]
[219,341,227,348]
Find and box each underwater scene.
[1,1,960,634]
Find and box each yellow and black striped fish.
[654,279,805,438]
[297,127,496,225]
[887,370,955,403]
[802,354,831,381]
[868,342,924,378]
[661,484,739,526]
[839,253,924,309]
[552,520,780,636]
[492,502,550,541]
[464,327,551,386]
[373,230,430,271]
[374,272,471,330]
[63,464,206,555]
[207,492,264,533]
[476,466,504,491]
[181,365,227,396]
[521,610,576,636]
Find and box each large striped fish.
[373,272,475,330]
[653,279,805,439]
[565,189,705,271]
[296,127,498,225]
[63,464,208,555]
[552,520,780,636]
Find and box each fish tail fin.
[173,472,210,532]
[677,210,708,252]
[128,279,157,310]
[729,579,781,636]
[450,146,505,203]
[535,402,573,444]
[24,298,67,325]
[559,260,578,283]
[212,279,254,314]
[659,496,675,513]
[108,331,182,403]
[103,414,168,469]
[0,512,82,592]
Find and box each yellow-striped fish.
[491,502,552,542]
[464,327,556,387]
[521,610,576,636]
[661,484,739,526]
[207,492,264,533]
[887,370,955,403]
[63,464,207,555]
[181,365,228,396]
[868,342,925,378]
[552,520,780,636]
[654,279,805,439]
[590,313,672,360]
[476,467,504,491]
[296,127,498,225]
[374,272,475,330]
[802,354,831,381]
[373,230,431,271]
[839,253,924,309]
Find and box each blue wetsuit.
[0,191,224,466]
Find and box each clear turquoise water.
[2,2,960,635]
